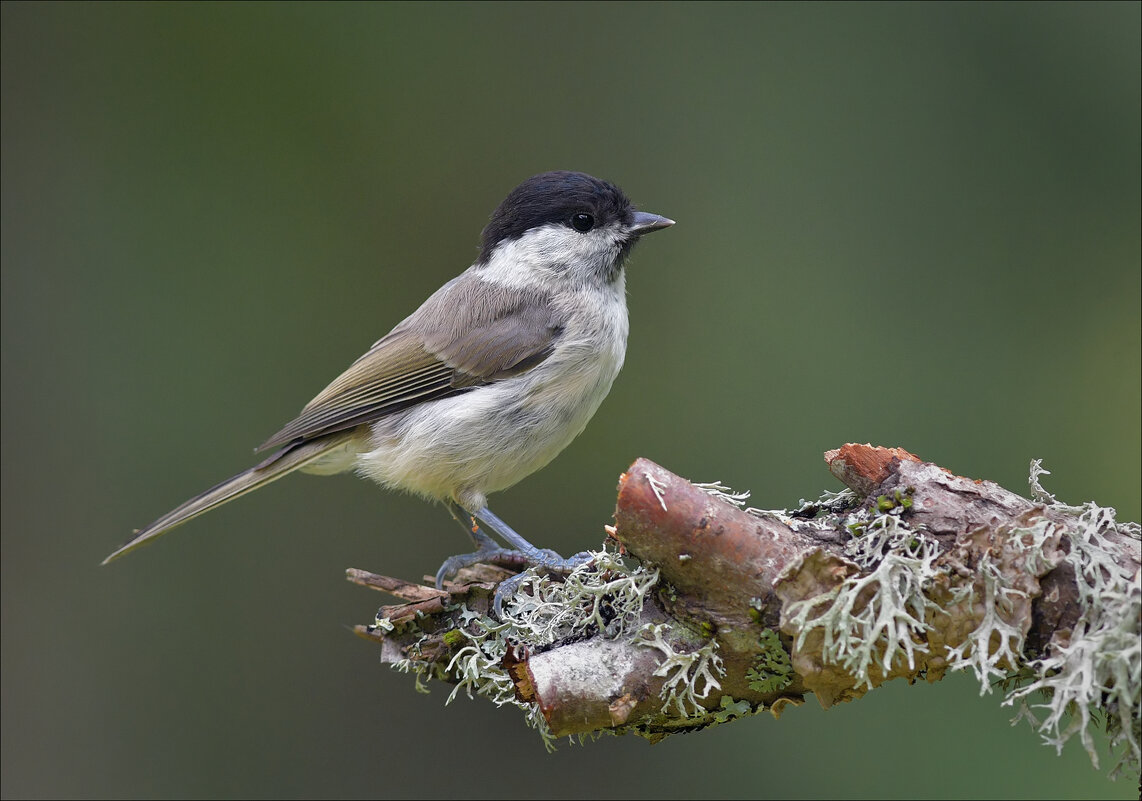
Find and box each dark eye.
[570,212,595,232]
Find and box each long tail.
[103,434,354,565]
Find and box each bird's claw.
[435,547,595,617]
[490,550,594,617]
[434,546,540,589]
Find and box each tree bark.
[349,444,1140,766]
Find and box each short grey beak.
[628,211,675,236]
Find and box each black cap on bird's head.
[478,171,673,265]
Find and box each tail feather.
[103,435,353,565]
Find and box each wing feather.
[258,273,563,451]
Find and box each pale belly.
[354,341,624,511]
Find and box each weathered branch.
[351,445,1141,771]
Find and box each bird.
[104,170,674,612]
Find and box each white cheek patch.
[478,224,623,289]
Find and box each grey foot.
[439,502,594,617]
[434,546,544,589]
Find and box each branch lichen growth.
[777,459,1139,777]
[999,463,1141,777]
[636,622,725,717]
[383,543,663,747]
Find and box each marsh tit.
[105,171,674,612]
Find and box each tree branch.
[350,444,1140,772]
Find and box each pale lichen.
[792,487,860,518]
[501,545,659,642]
[696,480,858,526]
[636,622,725,717]
[777,460,1139,778]
[783,511,942,692]
[389,657,435,695]
[944,516,1062,689]
[996,462,1142,777]
[692,480,752,508]
[391,542,660,747]
[843,502,937,571]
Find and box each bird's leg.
[434,501,533,589]
[446,500,497,551]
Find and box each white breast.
[355,274,629,512]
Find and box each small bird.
[104,171,673,611]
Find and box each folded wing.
[259,274,564,451]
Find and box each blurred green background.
[2,2,1139,798]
